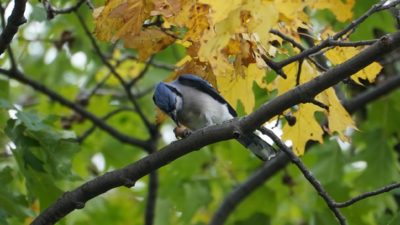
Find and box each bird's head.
[153,82,181,124]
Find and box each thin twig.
[335,182,400,208]
[272,1,400,70]
[0,68,150,149]
[127,57,153,87]
[77,107,135,143]
[270,29,328,71]
[309,98,329,110]
[270,29,305,50]
[295,59,303,86]
[125,55,176,70]
[329,39,378,47]
[211,73,400,225]
[259,127,347,225]
[42,0,87,19]
[29,30,400,225]
[333,0,400,40]
[260,54,287,78]
[208,153,289,225]
[75,12,156,135]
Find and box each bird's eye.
[152,95,156,103]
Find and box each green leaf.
[4,111,80,210]
[0,167,33,221]
[387,211,400,225]
[354,129,399,189]
[311,141,344,184]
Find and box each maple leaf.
[316,88,355,141]
[311,0,355,22]
[93,0,154,42]
[275,61,354,154]
[216,63,267,114]
[94,49,147,85]
[93,0,358,156]
[325,47,382,84]
[282,103,324,155]
[123,28,175,60]
[151,0,181,17]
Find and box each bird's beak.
[170,111,179,126]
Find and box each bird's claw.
[174,126,192,139]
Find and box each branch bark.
[0,0,27,55]
[208,153,289,225]
[208,75,400,225]
[0,68,151,149]
[29,31,400,225]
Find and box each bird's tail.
[237,132,277,161]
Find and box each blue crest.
[153,82,177,114]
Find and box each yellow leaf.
[275,0,355,22]
[199,0,242,23]
[311,0,355,22]
[276,61,354,154]
[272,60,318,96]
[316,88,355,141]
[216,63,267,114]
[325,47,382,84]
[274,0,305,21]
[164,2,211,41]
[95,49,147,85]
[122,28,175,60]
[155,107,168,125]
[282,103,324,155]
[93,1,125,41]
[93,0,154,42]
[174,57,217,86]
[151,0,181,17]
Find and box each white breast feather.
[172,83,234,130]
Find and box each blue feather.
[153,82,177,114]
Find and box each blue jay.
[153,74,276,161]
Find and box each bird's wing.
[177,74,237,117]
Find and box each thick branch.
[0,68,150,149]
[240,33,400,132]
[344,75,400,114]
[209,74,400,225]
[0,0,27,55]
[29,31,400,225]
[145,171,158,225]
[208,153,289,225]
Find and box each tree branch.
[77,107,135,143]
[333,0,400,40]
[334,182,400,208]
[29,31,400,225]
[0,0,27,55]
[42,0,87,19]
[270,0,400,71]
[260,128,346,224]
[75,12,156,136]
[209,74,400,225]
[0,68,150,149]
[344,74,400,114]
[208,153,289,225]
[145,171,158,225]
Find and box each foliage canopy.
[0,0,400,225]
